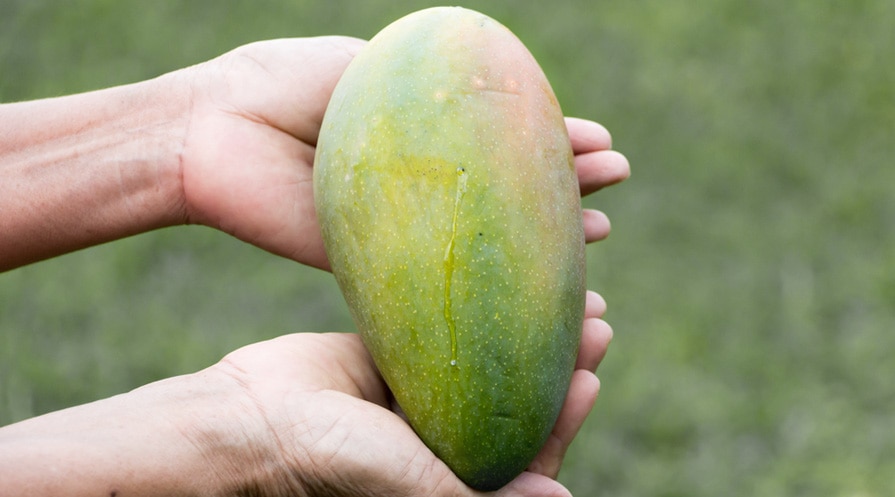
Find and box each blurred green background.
[2,0,893,495]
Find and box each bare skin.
[0,36,629,496]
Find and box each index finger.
[565,117,612,154]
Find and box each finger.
[580,292,613,373]
[577,149,631,197]
[584,290,607,319]
[259,333,390,407]
[565,116,630,196]
[294,36,368,144]
[319,333,392,406]
[565,117,612,153]
[491,471,572,497]
[526,370,600,479]
[222,36,367,145]
[583,208,611,243]
[301,390,474,497]
[577,318,613,372]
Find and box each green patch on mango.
[314,6,586,490]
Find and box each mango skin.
[313,7,585,491]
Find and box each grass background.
[2,0,894,495]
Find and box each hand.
[178,37,630,270]
[201,290,613,497]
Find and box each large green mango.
[314,6,585,490]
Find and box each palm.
[181,37,365,270]
[218,333,462,495]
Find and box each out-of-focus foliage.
[2,1,893,495]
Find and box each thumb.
[489,471,573,497]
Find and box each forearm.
[0,369,259,497]
[0,74,189,271]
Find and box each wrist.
[0,369,240,496]
[165,366,295,497]
[0,71,190,270]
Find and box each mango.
[313,6,585,490]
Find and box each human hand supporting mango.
[0,291,611,497]
[178,36,628,272]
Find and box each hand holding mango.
[177,28,627,275]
